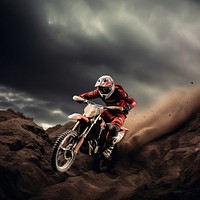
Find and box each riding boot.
[102,138,115,160]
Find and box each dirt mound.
[0,109,66,200]
[0,108,32,123]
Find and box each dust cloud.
[120,86,200,154]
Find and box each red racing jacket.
[80,84,137,114]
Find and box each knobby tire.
[51,130,78,172]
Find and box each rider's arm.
[79,89,100,100]
[127,96,137,108]
[119,88,137,109]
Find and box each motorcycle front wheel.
[51,130,78,172]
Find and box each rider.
[79,75,137,160]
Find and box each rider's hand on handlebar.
[123,104,131,113]
[73,95,87,103]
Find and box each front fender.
[68,113,89,122]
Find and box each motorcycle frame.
[70,112,106,154]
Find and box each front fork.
[71,114,103,154]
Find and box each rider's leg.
[103,115,125,160]
[102,124,120,160]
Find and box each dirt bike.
[51,95,129,173]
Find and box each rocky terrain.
[0,87,200,200]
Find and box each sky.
[0,0,200,129]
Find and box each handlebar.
[73,95,124,112]
[106,106,124,112]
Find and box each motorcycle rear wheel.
[51,130,78,172]
[95,145,119,172]
[98,156,111,172]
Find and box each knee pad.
[109,124,120,136]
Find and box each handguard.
[73,95,87,103]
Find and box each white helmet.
[95,75,115,99]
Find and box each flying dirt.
[120,86,200,154]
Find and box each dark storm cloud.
[44,0,200,83]
[0,86,73,128]
[0,0,200,127]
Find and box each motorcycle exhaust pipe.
[74,136,85,154]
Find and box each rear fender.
[68,113,89,122]
[113,127,128,144]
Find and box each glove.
[123,104,131,113]
[73,95,85,103]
